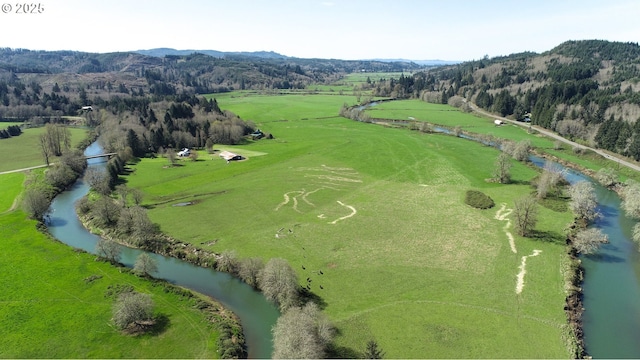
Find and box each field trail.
[329,201,357,224]
[516,250,542,294]
[276,165,361,224]
[495,203,516,253]
[495,203,542,294]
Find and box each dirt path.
[516,250,543,294]
[329,201,357,224]
[0,164,49,175]
[495,203,543,294]
[495,204,516,253]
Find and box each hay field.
[125,95,573,358]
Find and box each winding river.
[45,140,640,358]
[46,142,279,359]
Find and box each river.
[530,156,640,358]
[47,140,640,358]
[46,142,279,359]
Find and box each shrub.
[465,190,495,209]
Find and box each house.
[81,106,93,111]
[219,150,244,162]
[494,119,504,126]
[177,148,190,157]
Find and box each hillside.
[373,40,640,160]
[0,47,423,122]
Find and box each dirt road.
[468,102,640,173]
[0,164,49,175]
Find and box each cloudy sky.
[1,0,638,61]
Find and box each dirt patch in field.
[276,165,362,224]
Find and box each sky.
[1,0,638,61]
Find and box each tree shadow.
[148,313,170,336]
[529,229,566,245]
[509,179,531,186]
[582,252,625,263]
[299,287,328,310]
[326,328,361,359]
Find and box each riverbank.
[38,141,280,358]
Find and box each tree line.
[371,40,640,160]
[0,124,21,139]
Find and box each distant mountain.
[370,59,461,66]
[135,48,458,66]
[135,48,288,59]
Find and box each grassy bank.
[0,172,226,359]
[0,126,89,172]
[124,94,574,357]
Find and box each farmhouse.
[219,150,244,162]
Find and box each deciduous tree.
[238,257,264,289]
[96,238,121,263]
[622,181,640,219]
[134,253,158,277]
[258,258,299,311]
[272,302,334,359]
[594,167,618,187]
[568,181,599,224]
[536,161,564,199]
[22,188,50,221]
[112,291,155,331]
[573,228,608,254]
[513,196,538,236]
[493,152,512,184]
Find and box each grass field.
[0,171,221,358]
[0,126,89,172]
[124,95,574,358]
[0,172,23,212]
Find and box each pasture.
[125,94,574,358]
[0,126,89,172]
[0,172,221,358]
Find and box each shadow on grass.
[529,229,566,245]
[326,328,361,359]
[538,197,569,212]
[299,287,328,310]
[509,179,531,186]
[148,314,170,336]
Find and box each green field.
[0,171,221,358]
[0,126,89,172]
[125,95,574,358]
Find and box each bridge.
[85,152,117,160]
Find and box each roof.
[219,150,240,161]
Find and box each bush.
[465,190,495,209]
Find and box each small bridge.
[85,152,117,160]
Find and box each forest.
[370,40,640,160]
[0,48,423,157]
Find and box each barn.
[219,150,244,162]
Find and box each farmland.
[0,171,224,358]
[124,93,575,358]
[0,126,89,173]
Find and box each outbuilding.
[219,150,244,162]
[494,119,504,126]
